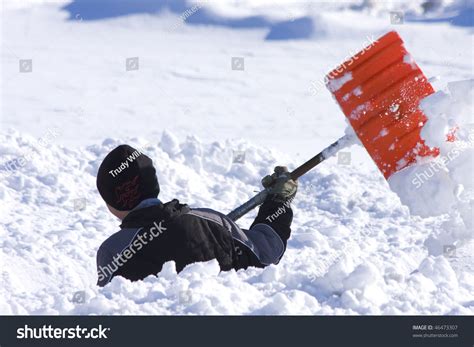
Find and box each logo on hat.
[115,175,141,209]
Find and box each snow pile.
[1,129,473,315]
[1,0,473,316]
[388,80,473,256]
[388,80,473,217]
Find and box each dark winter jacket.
[96,198,293,286]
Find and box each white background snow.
[0,0,473,315]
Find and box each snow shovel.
[228,30,437,222]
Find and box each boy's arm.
[251,165,297,244]
[96,245,114,287]
[250,200,293,246]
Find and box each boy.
[96,145,297,287]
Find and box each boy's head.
[96,145,159,219]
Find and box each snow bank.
[1,129,473,315]
[388,80,473,216]
[388,80,473,259]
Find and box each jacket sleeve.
[96,244,114,287]
[250,200,293,247]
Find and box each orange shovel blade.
[326,31,439,179]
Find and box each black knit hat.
[96,145,160,211]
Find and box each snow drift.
[1,129,473,315]
[388,80,473,257]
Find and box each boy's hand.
[261,166,298,202]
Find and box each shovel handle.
[289,135,351,179]
[227,135,353,221]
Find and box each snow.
[342,86,363,102]
[387,79,473,292]
[374,128,389,140]
[350,104,368,120]
[327,72,353,92]
[403,53,418,69]
[388,79,473,218]
[1,0,473,315]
